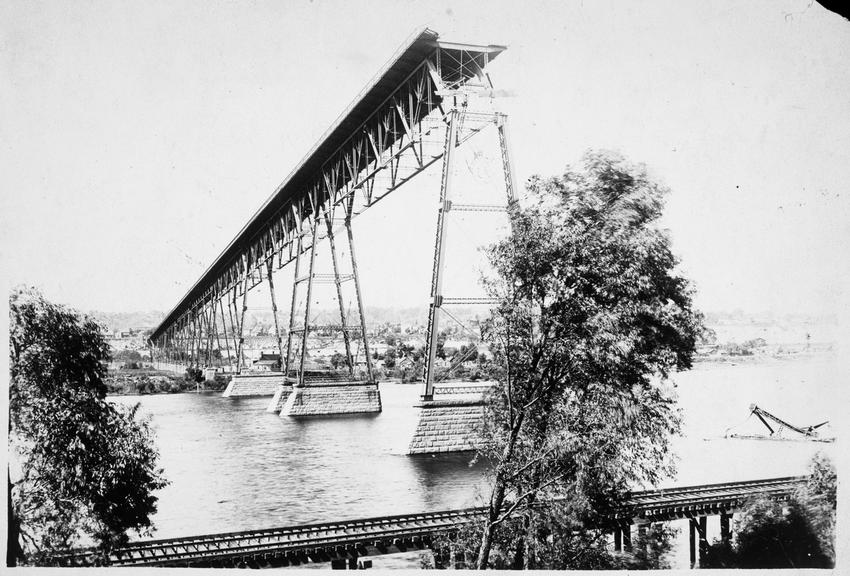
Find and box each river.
[113,353,838,567]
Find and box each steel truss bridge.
[53,476,805,568]
[148,27,515,397]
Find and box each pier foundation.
[280,382,381,417]
[408,383,493,454]
[222,372,289,397]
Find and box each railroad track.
[53,475,807,567]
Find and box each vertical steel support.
[211,302,222,368]
[219,298,233,369]
[204,303,214,367]
[190,314,199,367]
[325,214,354,375]
[344,211,374,382]
[196,309,205,367]
[284,233,304,377]
[236,261,250,374]
[187,319,193,365]
[297,220,320,386]
[496,113,519,206]
[266,259,285,372]
[228,295,240,369]
[421,109,458,400]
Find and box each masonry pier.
[408,382,491,454]
[222,372,289,397]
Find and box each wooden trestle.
[52,476,806,568]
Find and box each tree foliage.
[704,453,836,569]
[469,151,703,568]
[8,288,168,565]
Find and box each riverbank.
[106,369,227,396]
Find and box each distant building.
[252,352,281,372]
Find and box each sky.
[2,0,849,318]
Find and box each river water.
[113,353,839,566]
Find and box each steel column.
[266,260,285,371]
[421,108,459,400]
[324,214,354,375]
[344,209,374,382]
[297,220,320,386]
[236,261,250,374]
[227,295,240,369]
[219,298,233,369]
[284,233,304,376]
[211,302,223,368]
[496,113,518,206]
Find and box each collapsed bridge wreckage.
[725,404,834,443]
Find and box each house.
[252,352,281,372]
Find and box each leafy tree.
[113,350,142,363]
[384,347,397,369]
[330,352,348,371]
[470,151,703,568]
[8,288,168,566]
[704,453,836,568]
[185,366,204,383]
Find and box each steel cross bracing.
[149,33,508,371]
[280,198,375,385]
[420,110,517,400]
[53,476,806,567]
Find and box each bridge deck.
[54,476,805,567]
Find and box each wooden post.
[720,512,731,546]
[623,524,632,552]
[638,523,648,554]
[698,516,708,567]
[689,518,697,569]
[613,528,622,552]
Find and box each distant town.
[98,307,836,395]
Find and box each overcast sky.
[2,0,848,317]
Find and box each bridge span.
[147,27,515,430]
[54,476,805,568]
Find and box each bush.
[703,454,835,568]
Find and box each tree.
[469,151,703,568]
[8,288,168,566]
[384,347,397,369]
[704,453,836,569]
[330,352,348,371]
